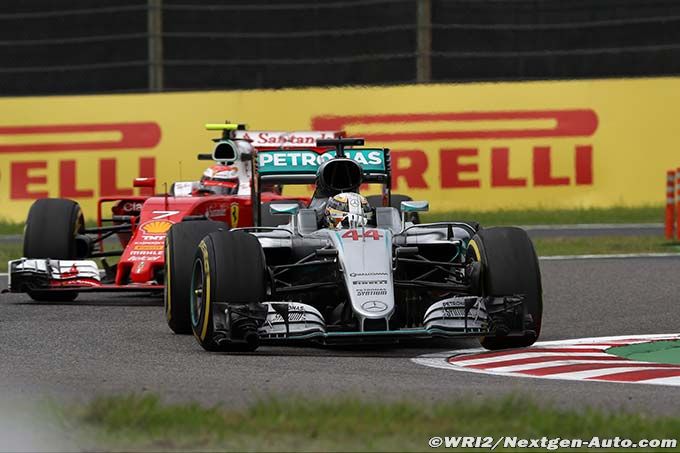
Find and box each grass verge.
[0,220,23,235]
[533,235,680,256]
[0,242,22,272]
[422,205,662,226]
[62,394,680,451]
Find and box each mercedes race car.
[5,124,343,301]
[166,138,543,351]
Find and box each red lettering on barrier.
[0,122,161,153]
[312,110,598,142]
[311,109,597,191]
[59,160,94,198]
[575,145,593,185]
[533,146,569,186]
[392,150,428,189]
[440,148,479,188]
[8,156,159,200]
[11,161,48,199]
[491,147,526,187]
[100,158,133,196]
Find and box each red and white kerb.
[413,334,680,386]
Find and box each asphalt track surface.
[522,223,663,238]
[1,255,680,416]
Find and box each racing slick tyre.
[366,194,420,224]
[23,198,85,302]
[468,227,542,350]
[165,221,225,334]
[190,230,266,352]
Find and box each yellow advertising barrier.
[0,77,677,222]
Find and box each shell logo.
[141,220,173,234]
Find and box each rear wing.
[251,145,392,226]
[198,125,345,162]
[234,130,344,148]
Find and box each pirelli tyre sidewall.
[468,227,543,350]
[23,198,85,302]
[190,230,266,352]
[164,221,225,334]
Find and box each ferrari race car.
[166,138,543,351]
[5,124,342,301]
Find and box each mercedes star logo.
[361,300,388,312]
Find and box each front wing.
[253,297,524,345]
[6,259,163,294]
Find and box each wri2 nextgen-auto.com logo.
[312,109,598,191]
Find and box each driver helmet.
[325,192,372,229]
[195,165,239,195]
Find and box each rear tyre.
[23,198,85,302]
[468,227,542,350]
[366,194,420,224]
[164,221,225,334]
[190,231,266,352]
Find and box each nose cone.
[328,228,395,327]
[130,260,155,283]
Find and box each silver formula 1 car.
[165,138,542,352]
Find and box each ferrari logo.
[230,203,239,227]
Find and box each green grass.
[62,394,680,451]
[422,205,663,226]
[0,220,24,235]
[533,235,680,256]
[0,242,22,272]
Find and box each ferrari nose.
[130,260,156,284]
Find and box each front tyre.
[23,198,85,302]
[190,231,267,352]
[164,221,225,334]
[469,227,542,350]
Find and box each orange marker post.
[666,170,675,239]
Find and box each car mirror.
[400,200,429,213]
[133,177,156,189]
[270,203,300,216]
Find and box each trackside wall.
[0,77,676,221]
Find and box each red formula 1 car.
[6,124,344,301]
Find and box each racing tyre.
[24,198,84,260]
[23,198,85,302]
[164,221,225,334]
[468,227,542,350]
[366,194,420,224]
[190,230,266,352]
